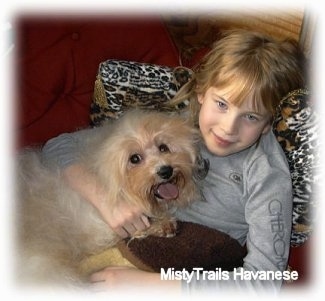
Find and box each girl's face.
[198,86,272,157]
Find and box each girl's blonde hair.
[168,29,306,125]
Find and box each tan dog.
[15,110,205,289]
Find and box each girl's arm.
[89,266,181,293]
[41,130,150,238]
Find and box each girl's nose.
[220,114,238,136]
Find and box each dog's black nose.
[157,165,173,180]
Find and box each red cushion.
[287,239,312,285]
[15,16,180,148]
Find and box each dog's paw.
[132,220,177,239]
[153,220,177,238]
[132,231,149,240]
[151,221,177,237]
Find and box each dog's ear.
[89,137,131,206]
[193,155,210,181]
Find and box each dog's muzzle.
[154,165,179,200]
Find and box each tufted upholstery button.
[71,32,80,40]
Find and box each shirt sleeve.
[41,129,93,168]
[182,152,293,294]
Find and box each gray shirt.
[41,128,293,294]
[175,131,293,293]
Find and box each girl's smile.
[211,130,236,148]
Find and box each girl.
[41,30,306,294]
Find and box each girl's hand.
[89,267,180,293]
[62,164,150,238]
[97,199,150,238]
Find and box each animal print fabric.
[273,88,320,246]
[90,60,192,125]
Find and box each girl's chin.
[205,138,246,157]
[205,143,234,157]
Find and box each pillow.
[117,221,246,273]
[90,60,192,126]
[79,221,247,276]
[273,88,319,246]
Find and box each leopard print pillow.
[90,60,192,126]
[273,88,320,246]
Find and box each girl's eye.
[245,114,259,122]
[216,100,227,110]
[158,144,170,153]
[129,154,142,164]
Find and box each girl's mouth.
[212,132,234,147]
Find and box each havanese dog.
[15,110,206,289]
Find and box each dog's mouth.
[153,178,179,201]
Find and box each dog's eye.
[158,144,170,153]
[129,154,142,164]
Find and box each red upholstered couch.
[15,15,311,287]
[15,15,180,148]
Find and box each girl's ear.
[262,122,271,134]
[197,93,204,104]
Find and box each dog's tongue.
[156,182,179,200]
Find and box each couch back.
[15,15,180,148]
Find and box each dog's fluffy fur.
[15,110,202,288]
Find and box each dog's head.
[93,110,207,216]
